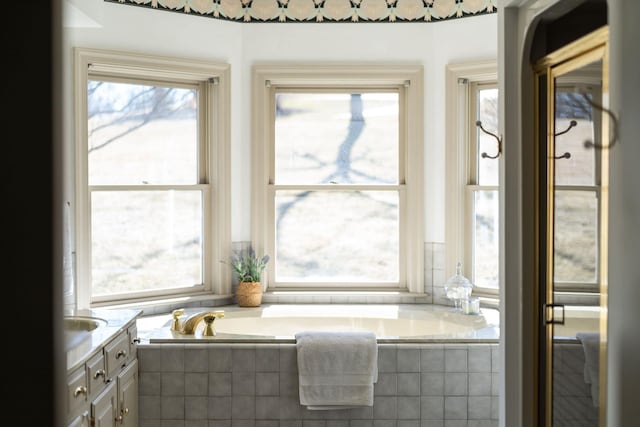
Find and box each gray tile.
[233,372,256,395]
[208,396,232,419]
[420,397,444,420]
[468,397,491,419]
[350,421,373,427]
[163,347,185,372]
[256,421,279,427]
[256,348,280,372]
[185,348,209,372]
[443,421,466,427]
[280,371,299,396]
[467,421,497,427]
[378,347,397,373]
[161,421,185,427]
[329,422,350,427]
[256,396,280,419]
[280,347,299,372]
[161,396,185,420]
[397,373,420,396]
[420,421,444,427]
[397,349,420,372]
[303,421,326,427]
[280,396,305,419]
[420,348,444,373]
[468,348,491,373]
[232,420,256,427]
[491,397,498,420]
[209,372,232,396]
[232,396,256,419]
[185,396,208,420]
[444,350,467,373]
[162,372,186,396]
[373,396,397,420]
[233,348,256,372]
[491,347,499,373]
[490,373,499,397]
[444,373,467,396]
[375,373,397,396]
[281,421,303,427]
[186,421,208,427]
[349,406,373,419]
[444,397,466,420]
[139,348,163,372]
[421,373,444,396]
[140,372,161,396]
[141,421,161,427]
[140,396,161,419]
[210,348,232,372]
[397,397,420,419]
[398,421,420,427]
[374,421,396,427]
[209,421,232,427]
[256,372,280,396]
[468,373,491,396]
[186,372,208,396]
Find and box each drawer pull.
[132,338,141,344]
[73,386,87,398]
[93,369,105,380]
[116,414,123,423]
[116,350,127,359]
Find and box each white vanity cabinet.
[65,310,141,427]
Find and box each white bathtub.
[139,304,500,343]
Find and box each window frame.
[445,61,499,299]
[74,47,231,308]
[251,64,424,293]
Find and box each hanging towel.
[576,332,600,407]
[295,331,378,410]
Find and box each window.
[445,61,499,297]
[252,65,424,292]
[74,48,231,307]
[553,82,601,293]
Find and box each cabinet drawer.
[104,331,129,378]
[128,324,138,360]
[86,350,107,399]
[66,365,88,418]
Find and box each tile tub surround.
[137,343,499,427]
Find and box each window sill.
[262,290,431,304]
[93,293,234,316]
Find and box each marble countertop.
[64,307,143,373]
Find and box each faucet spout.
[180,311,225,336]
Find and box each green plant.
[226,248,270,282]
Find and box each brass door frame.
[533,25,609,427]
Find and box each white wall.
[62,0,497,244]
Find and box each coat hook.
[476,120,502,159]
[553,120,576,159]
[581,93,619,150]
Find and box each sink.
[63,316,107,351]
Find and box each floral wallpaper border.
[105,0,496,23]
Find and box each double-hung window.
[252,65,424,292]
[445,61,499,298]
[74,48,231,307]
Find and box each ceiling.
[105,0,496,24]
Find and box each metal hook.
[581,93,619,150]
[553,120,576,159]
[476,120,502,159]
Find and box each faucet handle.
[170,309,185,332]
[202,311,225,336]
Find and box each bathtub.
[138,303,500,343]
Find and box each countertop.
[65,307,143,373]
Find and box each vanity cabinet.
[66,315,140,427]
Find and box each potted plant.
[227,248,270,307]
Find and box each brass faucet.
[178,310,226,336]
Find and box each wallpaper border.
[105,0,497,24]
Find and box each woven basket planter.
[236,281,263,307]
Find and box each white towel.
[576,332,600,407]
[295,331,378,410]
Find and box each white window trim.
[251,64,425,293]
[73,47,232,309]
[445,60,498,295]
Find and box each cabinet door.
[118,359,138,427]
[92,381,117,427]
[67,410,90,427]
